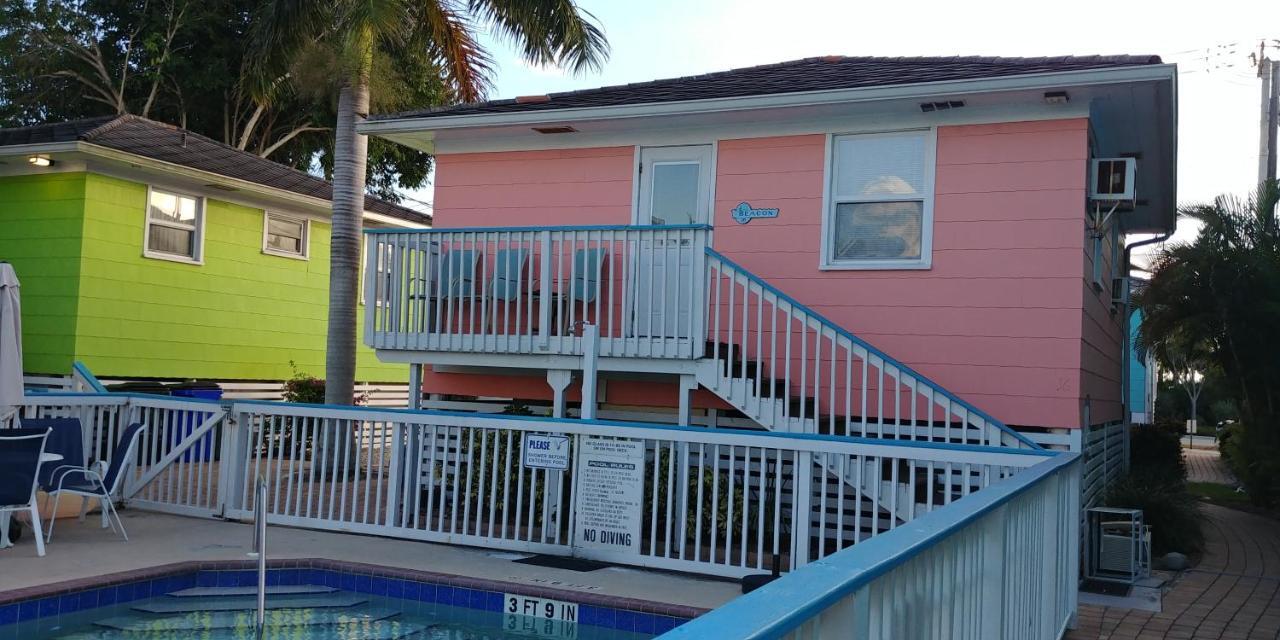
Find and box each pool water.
[8,585,651,640]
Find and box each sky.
[408,0,1280,266]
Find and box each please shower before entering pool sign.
[573,437,643,554]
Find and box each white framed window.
[821,130,935,270]
[143,187,204,264]
[262,212,309,259]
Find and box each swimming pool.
[0,561,696,639]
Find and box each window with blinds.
[144,188,203,263]
[263,213,309,258]
[825,131,933,269]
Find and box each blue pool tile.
[468,589,490,610]
[338,573,357,592]
[0,604,18,625]
[265,570,281,586]
[402,580,421,601]
[614,609,639,632]
[579,605,612,629]
[384,579,403,598]
[197,571,218,587]
[215,571,236,587]
[356,574,373,594]
[58,593,79,614]
[303,569,323,586]
[655,617,684,634]
[97,586,117,607]
[370,577,389,596]
[633,613,657,635]
[416,582,436,603]
[37,598,58,618]
[435,585,455,605]
[19,600,37,622]
[483,591,503,612]
[323,571,340,588]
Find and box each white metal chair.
[0,427,51,557]
[44,422,146,542]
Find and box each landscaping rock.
[1161,552,1189,571]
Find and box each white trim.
[261,211,311,260]
[360,64,1176,136]
[819,128,937,271]
[142,185,205,265]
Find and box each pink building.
[359,55,1176,454]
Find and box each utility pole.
[1259,40,1279,183]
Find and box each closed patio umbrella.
[0,262,22,424]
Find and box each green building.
[0,115,429,384]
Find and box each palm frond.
[467,0,609,74]
[412,2,493,102]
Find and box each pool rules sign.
[573,437,643,554]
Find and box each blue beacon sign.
[731,202,779,224]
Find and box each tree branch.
[260,124,328,158]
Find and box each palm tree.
[249,1,608,405]
[1136,179,1280,503]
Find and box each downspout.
[1121,232,1172,427]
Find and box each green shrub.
[1105,475,1204,556]
[1128,423,1186,487]
[1221,424,1280,507]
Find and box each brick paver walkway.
[1068,446,1279,639]
[1185,446,1237,485]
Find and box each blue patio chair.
[437,249,479,298]
[43,422,147,543]
[0,428,51,556]
[20,418,86,491]
[570,248,609,304]
[491,248,529,302]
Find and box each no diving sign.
[522,433,570,470]
[573,437,643,554]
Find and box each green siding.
[0,173,86,374]
[1,170,400,382]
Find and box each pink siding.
[423,118,1116,430]
[432,147,634,227]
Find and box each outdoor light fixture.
[27,155,53,167]
[1044,91,1070,104]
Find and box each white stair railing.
[702,249,1039,450]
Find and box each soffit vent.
[532,126,578,134]
[919,100,965,112]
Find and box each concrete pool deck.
[0,509,742,612]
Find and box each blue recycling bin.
[168,381,223,462]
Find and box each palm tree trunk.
[325,77,369,405]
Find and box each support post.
[581,323,599,420]
[677,374,697,426]
[548,370,573,418]
[979,504,1008,638]
[408,363,423,410]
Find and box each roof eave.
[360,64,1177,137]
[0,141,428,227]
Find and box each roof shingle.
[0,115,430,224]
[371,55,1163,121]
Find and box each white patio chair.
[44,422,146,543]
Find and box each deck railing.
[662,450,1081,640]
[364,224,712,359]
[11,392,1055,580]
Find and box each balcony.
[364,224,712,361]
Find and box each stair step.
[167,585,337,598]
[96,606,399,631]
[63,620,429,640]
[132,593,367,613]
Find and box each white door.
[633,145,712,339]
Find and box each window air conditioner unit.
[1086,507,1151,584]
[1111,276,1129,308]
[1090,158,1137,201]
